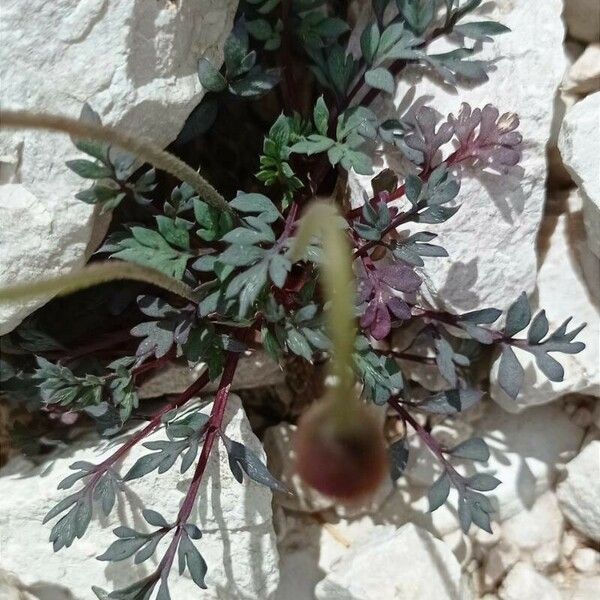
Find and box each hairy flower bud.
[294,396,388,500]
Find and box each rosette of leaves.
[1,1,589,598]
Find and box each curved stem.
[0,261,199,304]
[0,110,230,213]
[290,201,356,401]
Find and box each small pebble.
[572,547,600,574]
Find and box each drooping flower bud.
[294,396,388,501]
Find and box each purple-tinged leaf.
[358,262,420,339]
[448,103,522,172]
[404,106,454,168]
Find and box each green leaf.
[466,473,501,492]
[453,21,510,39]
[497,345,523,400]
[361,21,380,65]
[428,473,451,512]
[156,216,190,251]
[504,292,531,337]
[109,228,191,280]
[313,96,330,136]
[389,439,409,480]
[365,67,395,94]
[223,436,288,493]
[448,437,490,462]
[142,509,169,528]
[418,389,482,414]
[527,310,549,344]
[246,19,272,41]
[286,328,313,361]
[290,134,335,155]
[66,159,112,179]
[229,192,280,219]
[178,534,208,589]
[197,58,227,92]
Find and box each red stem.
[157,349,242,580]
[88,370,210,483]
[388,397,463,486]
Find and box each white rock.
[563,44,600,96]
[499,563,561,600]
[314,523,472,600]
[139,351,285,399]
[273,512,383,600]
[482,542,519,592]
[559,92,600,258]
[500,492,564,572]
[564,0,600,43]
[572,547,600,573]
[0,0,238,334]
[0,570,41,600]
[490,191,600,411]
[0,395,279,599]
[561,529,584,558]
[556,440,600,542]
[560,575,600,600]
[351,0,567,314]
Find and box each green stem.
[0,261,198,304]
[290,201,356,403]
[0,110,230,213]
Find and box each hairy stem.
[290,201,356,401]
[0,110,230,213]
[0,261,199,304]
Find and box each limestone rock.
[490,190,600,411]
[559,92,600,258]
[500,492,564,572]
[558,575,600,600]
[0,394,279,599]
[314,523,472,600]
[564,0,600,43]
[482,542,519,592]
[563,44,600,96]
[499,563,561,600]
[351,0,567,314]
[556,440,600,542]
[138,351,285,399]
[0,0,238,334]
[572,547,600,574]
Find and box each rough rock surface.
[314,523,472,600]
[556,440,600,542]
[563,0,600,43]
[138,351,285,399]
[559,92,600,258]
[351,0,567,314]
[563,44,600,96]
[499,563,561,600]
[490,191,600,411]
[0,395,279,599]
[0,0,238,334]
[500,492,564,572]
